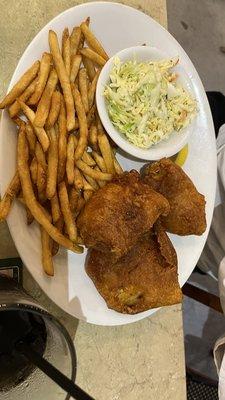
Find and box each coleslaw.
[104,57,197,148]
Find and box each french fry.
[18,195,34,225]
[70,27,82,59]
[88,70,100,108]
[9,77,38,118]
[38,191,47,205]
[66,134,75,185]
[82,56,96,81]
[25,122,36,155]
[91,150,107,172]
[35,142,47,171]
[50,191,61,223]
[26,206,34,225]
[45,90,61,128]
[113,157,123,174]
[0,171,20,221]
[28,53,52,105]
[41,226,54,276]
[37,162,47,195]
[89,124,98,151]
[82,151,96,167]
[62,28,71,77]
[74,167,84,190]
[82,175,94,190]
[80,48,106,67]
[94,166,106,188]
[87,104,96,128]
[58,181,77,242]
[95,111,105,135]
[17,191,24,203]
[12,116,24,128]
[51,218,62,255]
[69,187,79,213]
[57,97,68,183]
[71,85,88,160]
[78,17,90,51]
[80,22,109,60]
[76,159,112,181]
[19,100,49,152]
[70,54,82,83]
[0,60,40,108]
[30,157,38,184]
[46,127,58,199]
[98,134,115,174]
[38,204,51,221]
[17,126,82,252]
[83,173,99,190]
[83,189,94,202]
[78,68,89,113]
[34,68,58,128]
[49,30,75,131]
[51,216,64,256]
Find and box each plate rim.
[0,1,217,325]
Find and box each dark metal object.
[16,342,94,400]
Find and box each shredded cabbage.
[104,56,197,148]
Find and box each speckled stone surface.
[0,1,186,399]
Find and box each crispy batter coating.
[142,158,206,236]
[77,170,170,259]
[86,228,182,314]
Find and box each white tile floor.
[167,0,225,94]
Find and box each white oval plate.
[0,2,216,325]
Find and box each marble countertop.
[0,1,186,399]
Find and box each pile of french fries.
[0,17,123,276]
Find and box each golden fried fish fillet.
[86,227,182,314]
[77,170,170,259]
[142,158,206,236]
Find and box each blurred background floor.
[167,0,225,94]
[168,0,225,391]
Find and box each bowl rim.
[96,45,194,161]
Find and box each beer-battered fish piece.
[78,170,170,259]
[142,158,206,236]
[86,227,182,314]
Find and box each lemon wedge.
[174,144,188,167]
